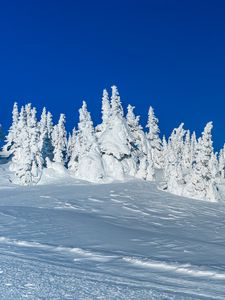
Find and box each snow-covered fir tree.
[99,87,137,179]
[209,152,219,182]
[126,104,142,138]
[162,135,168,165]
[47,111,54,137]
[69,101,105,181]
[182,130,193,172]
[101,89,111,123]
[111,85,124,117]
[96,89,111,136]
[39,107,54,164]
[126,104,154,180]
[67,133,72,164]
[146,106,163,169]
[10,104,43,185]
[67,127,77,165]
[187,122,219,201]
[190,131,197,167]
[163,123,186,195]
[126,104,143,177]
[52,114,67,165]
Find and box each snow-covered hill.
[0,164,225,299]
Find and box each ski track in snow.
[0,174,225,298]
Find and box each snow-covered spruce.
[67,127,77,164]
[9,104,43,185]
[126,104,154,180]
[163,123,186,196]
[146,106,163,169]
[52,113,67,165]
[95,89,111,137]
[185,122,220,202]
[38,107,54,165]
[68,101,105,182]
[98,86,140,180]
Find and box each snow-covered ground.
[0,162,225,299]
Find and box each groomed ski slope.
[0,169,225,299]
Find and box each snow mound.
[39,158,71,184]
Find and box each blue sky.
[0,0,225,150]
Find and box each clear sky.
[0,0,225,150]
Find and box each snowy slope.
[0,164,225,299]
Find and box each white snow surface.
[0,162,225,299]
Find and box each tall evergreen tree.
[188,122,219,201]
[190,131,197,166]
[146,106,163,169]
[69,101,105,181]
[101,89,111,128]
[46,111,54,137]
[52,114,67,165]
[67,128,77,164]
[99,88,137,179]
[111,85,124,117]
[96,89,111,136]
[209,152,219,181]
[126,104,154,180]
[164,124,186,194]
[10,104,43,185]
[182,130,192,172]
[39,107,54,164]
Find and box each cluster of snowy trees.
[1,86,224,202]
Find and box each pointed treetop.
[185,130,191,143]
[146,106,158,127]
[25,103,32,115]
[191,131,197,142]
[202,121,213,135]
[12,102,19,123]
[79,101,91,123]
[201,122,213,146]
[59,113,66,124]
[103,89,109,100]
[18,106,26,127]
[101,89,111,124]
[200,121,214,155]
[146,106,161,140]
[111,85,123,117]
[41,107,47,118]
[126,104,140,129]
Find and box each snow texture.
[0,160,225,299]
